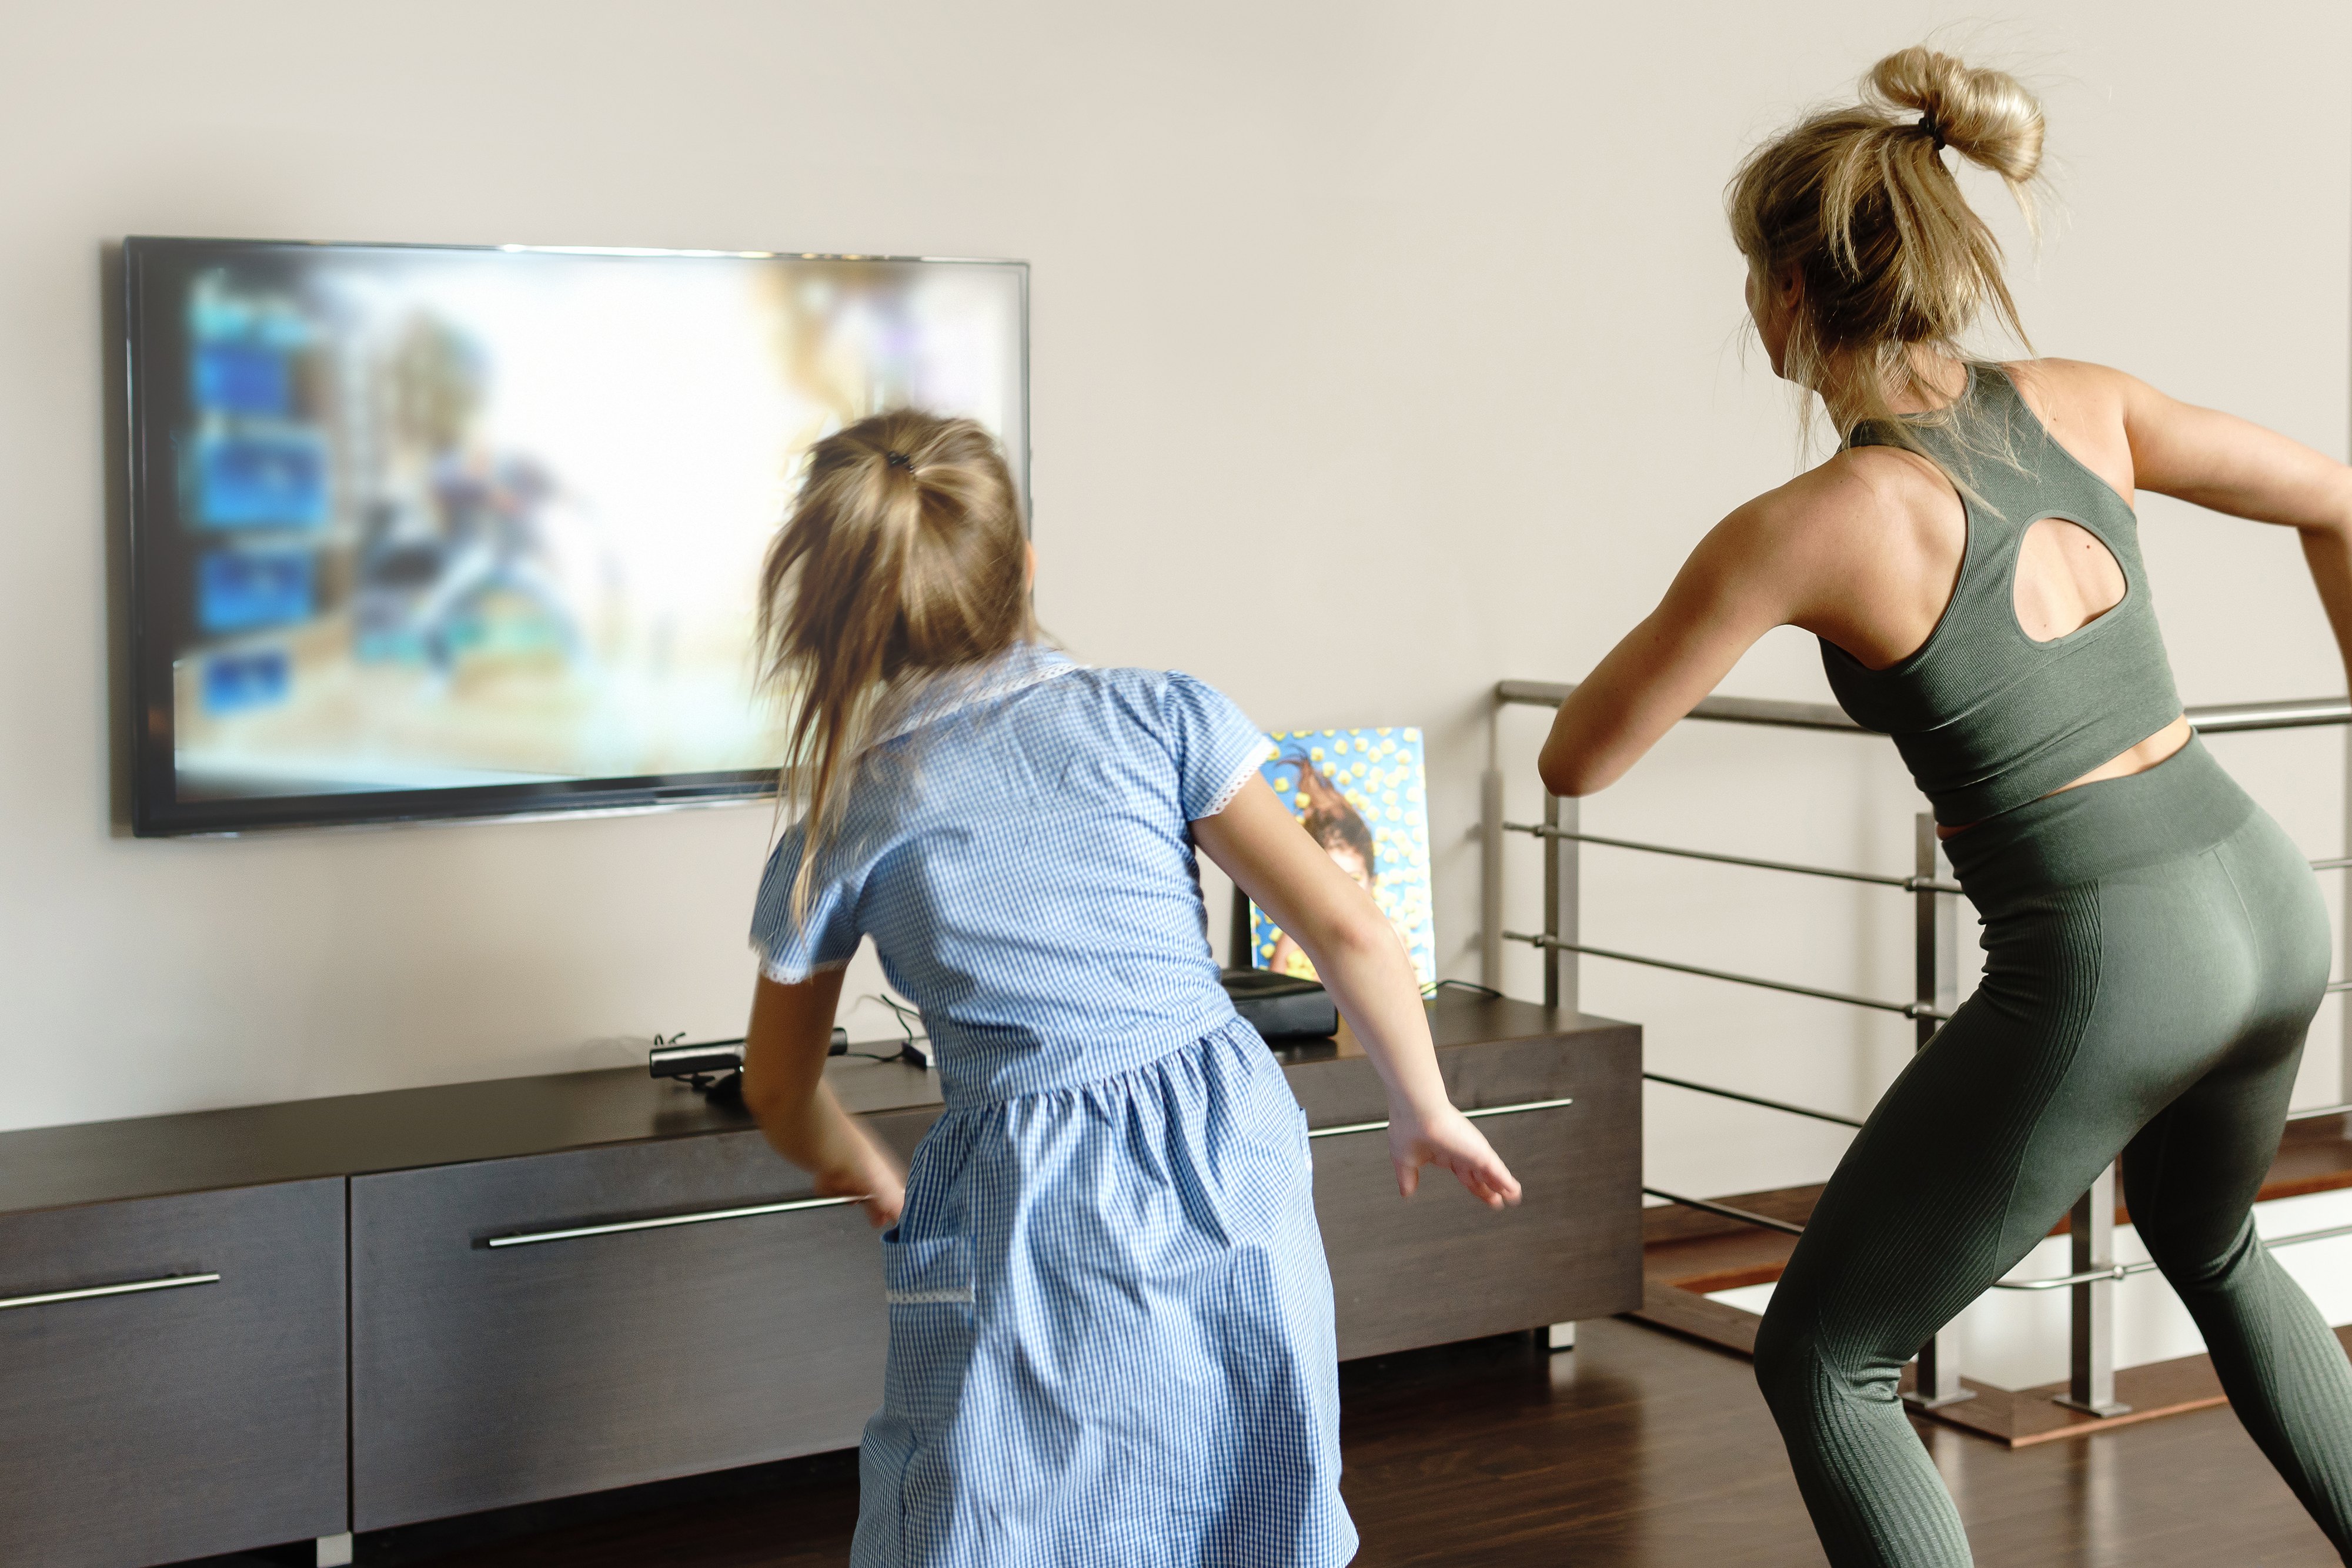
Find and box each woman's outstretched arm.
[2117,375,2352,687]
[1536,447,1952,798]
[1192,777,1522,1208]
[1536,511,1786,797]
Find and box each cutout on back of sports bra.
[2013,517,2126,643]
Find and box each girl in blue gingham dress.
[736,411,1521,1568]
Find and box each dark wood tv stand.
[0,992,1639,1567]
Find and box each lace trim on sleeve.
[755,950,856,987]
[1200,736,1277,820]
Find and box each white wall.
[1,2,2345,1176]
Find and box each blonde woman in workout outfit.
[1539,47,2352,1567]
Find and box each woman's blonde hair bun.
[1726,45,2045,455]
[1865,46,2043,184]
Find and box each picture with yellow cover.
[1248,728,1435,987]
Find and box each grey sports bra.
[1821,364,2184,826]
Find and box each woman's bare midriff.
[1938,714,2194,838]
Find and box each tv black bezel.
[122,236,1031,838]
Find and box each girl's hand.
[1195,783,1515,1205]
[811,1117,907,1229]
[1388,1104,1523,1209]
[742,973,906,1228]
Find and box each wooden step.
[1625,1112,2352,1445]
[1643,1111,2352,1293]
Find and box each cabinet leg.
[1547,1320,1576,1352]
[316,1533,354,1567]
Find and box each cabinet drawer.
[351,1112,935,1531]
[1297,1035,1642,1360]
[0,1180,347,1568]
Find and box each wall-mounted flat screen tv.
[123,238,1028,837]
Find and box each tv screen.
[123,238,1028,837]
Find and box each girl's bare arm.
[741,967,907,1226]
[1193,777,1521,1206]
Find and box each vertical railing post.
[1542,793,1579,1014]
[2056,1163,2131,1416]
[1481,770,1504,992]
[1912,811,1956,1041]
[1907,812,1972,1409]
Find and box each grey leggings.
[1755,737,2352,1566]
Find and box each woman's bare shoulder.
[1702,446,1962,663]
[2002,358,2141,494]
[1726,446,1950,563]
[2002,357,2143,416]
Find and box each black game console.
[1220,968,1339,1042]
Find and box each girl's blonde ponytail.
[757,410,1031,910]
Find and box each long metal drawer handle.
[0,1272,220,1312]
[487,1193,869,1249]
[1307,1095,1575,1140]
[488,1098,1578,1245]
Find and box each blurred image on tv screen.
[150,246,1025,803]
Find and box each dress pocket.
[873,1228,979,1452]
[880,1229,976,1308]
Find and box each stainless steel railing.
[1485,683,2352,1416]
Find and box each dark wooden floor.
[194,1314,2340,1568]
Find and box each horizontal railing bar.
[1505,821,1962,894]
[1645,1071,1867,1129]
[1496,683,2349,736]
[0,1272,220,1313]
[1502,824,2352,891]
[2251,1220,2352,1254]
[2331,981,2352,995]
[1990,1261,2156,1290]
[1497,681,1861,732]
[1990,1219,2352,1291]
[1505,932,1951,1021]
[1644,1186,1809,1237]
[1305,1096,1576,1140]
[2182,696,2352,733]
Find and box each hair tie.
[885,450,914,470]
[1920,114,1947,152]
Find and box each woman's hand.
[1387,1101,1523,1209]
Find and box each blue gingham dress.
[750,643,1356,1568]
